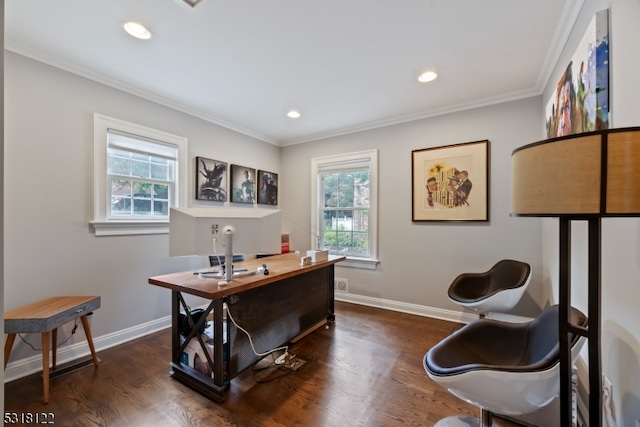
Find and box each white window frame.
[311,149,379,270]
[91,114,188,236]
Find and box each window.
[92,114,188,236]
[311,150,378,269]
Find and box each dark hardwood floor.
[4,301,521,426]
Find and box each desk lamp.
[511,127,640,426]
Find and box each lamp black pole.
[558,217,602,426]
[587,217,602,427]
[558,217,572,426]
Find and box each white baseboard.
[4,315,171,383]
[334,292,532,324]
[335,292,478,323]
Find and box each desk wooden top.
[148,252,345,299]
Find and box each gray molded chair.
[448,259,531,318]
[424,305,587,427]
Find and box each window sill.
[91,220,169,236]
[337,256,379,270]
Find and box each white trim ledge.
[337,257,379,270]
[91,221,169,236]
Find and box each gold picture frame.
[412,140,489,222]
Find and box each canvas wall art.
[545,9,609,138]
[257,170,278,205]
[196,157,227,201]
[230,164,256,204]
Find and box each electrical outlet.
[335,278,349,293]
[211,224,219,235]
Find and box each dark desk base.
[170,362,227,402]
[168,264,336,402]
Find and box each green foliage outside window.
[320,171,370,256]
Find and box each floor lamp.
[511,127,640,426]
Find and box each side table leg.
[42,331,50,404]
[52,328,58,369]
[80,315,99,366]
[4,333,17,370]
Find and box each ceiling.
[5,0,581,146]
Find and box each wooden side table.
[4,296,101,403]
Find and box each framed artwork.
[196,157,227,201]
[257,170,278,205]
[412,140,489,222]
[230,164,256,204]
[545,9,609,138]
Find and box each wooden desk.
[149,253,344,402]
[4,296,101,403]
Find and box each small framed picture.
[257,170,278,205]
[411,140,489,222]
[196,157,227,201]
[230,164,256,204]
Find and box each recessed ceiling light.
[418,71,438,83]
[287,110,301,119]
[123,21,152,40]
[182,0,204,7]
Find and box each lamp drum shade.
[511,127,640,216]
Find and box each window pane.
[352,210,369,231]
[154,200,169,216]
[154,184,169,200]
[150,162,168,180]
[111,178,132,216]
[111,178,131,197]
[131,160,150,178]
[352,232,369,255]
[354,171,370,207]
[338,173,354,206]
[323,174,338,208]
[133,199,152,215]
[323,209,352,230]
[321,229,338,251]
[133,182,152,197]
[111,197,131,216]
[132,152,150,162]
[108,151,131,175]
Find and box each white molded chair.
[424,305,587,427]
[447,259,532,318]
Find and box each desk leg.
[42,331,50,404]
[4,333,16,370]
[80,315,99,367]
[52,328,58,369]
[212,298,224,389]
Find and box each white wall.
[3,52,280,367]
[281,97,545,318]
[1,0,6,413]
[541,0,640,425]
